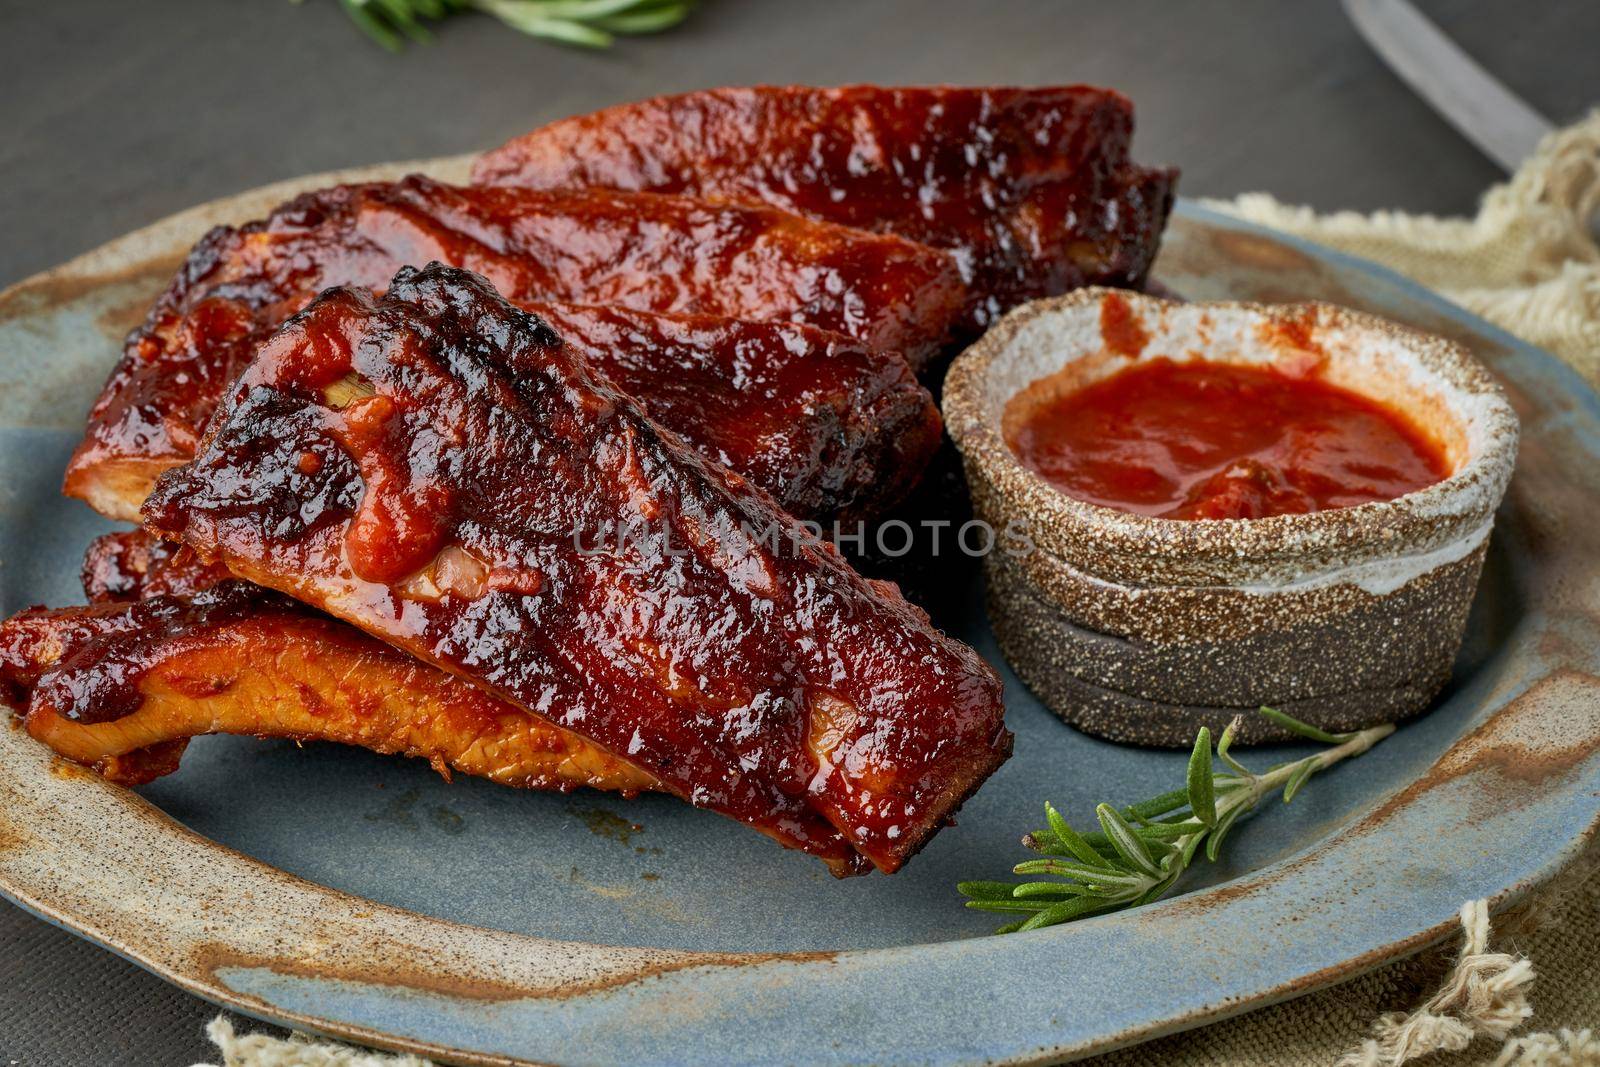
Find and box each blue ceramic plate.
[1,161,1597,1065]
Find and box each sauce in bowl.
[1004,357,1449,520]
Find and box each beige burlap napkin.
[195,115,1600,1067]
[1209,111,1600,386]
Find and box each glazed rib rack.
[2,83,1176,873]
[476,84,1177,335]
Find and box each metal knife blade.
[1343,0,1554,171]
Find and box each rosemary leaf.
[493,15,615,48]
[1125,788,1192,821]
[1131,861,1185,907]
[1138,820,1208,840]
[1187,726,1217,827]
[1257,705,1354,744]
[1096,803,1162,877]
[1215,715,1251,776]
[1204,803,1246,862]
[956,880,1023,901]
[338,0,406,50]
[965,898,1055,914]
[371,0,434,41]
[1017,895,1118,931]
[1282,760,1317,803]
[1179,827,1207,866]
[1013,859,1150,889]
[1045,801,1111,867]
[1012,881,1102,899]
[591,6,691,32]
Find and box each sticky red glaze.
[474,84,1177,334]
[1005,358,1451,520]
[79,531,238,605]
[169,177,962,363]
[4,540,663,794]
[525,305,941,523]
[0,579,279,727]
[82,529,182,603]
[143,265,1011,874]
[1099,291,1150,358]
[64,178,945,525]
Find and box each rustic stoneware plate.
[1,159,1598,1066]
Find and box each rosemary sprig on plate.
[960,707,1394,933]
[299,0,695,52]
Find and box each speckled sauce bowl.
[944,287,1520,746]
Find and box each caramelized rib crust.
[146,177,964,342]
[65,177,950,524]
[0,575,661,795]
[145,265,1011,874]
[473,84,1178,333]
[80,526,211,603]
[481,304,939,525]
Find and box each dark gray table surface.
[1,1,1595,1063]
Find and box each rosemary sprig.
[960,707,1394,933]
[296,0,695,52]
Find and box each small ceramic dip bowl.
[944,288,1519,746]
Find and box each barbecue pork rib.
[473,84,1178,334]
[151,177,963,358]
[69,299,941,526]
[1,538,664,795]
[81,525,223,603]
[143,265,1011,874]
[66,176,952,524]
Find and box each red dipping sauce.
[1004,358,1450,520]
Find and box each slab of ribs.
[64,176,957,526]
[475,84,1177,336]
[1,84,1174,874]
